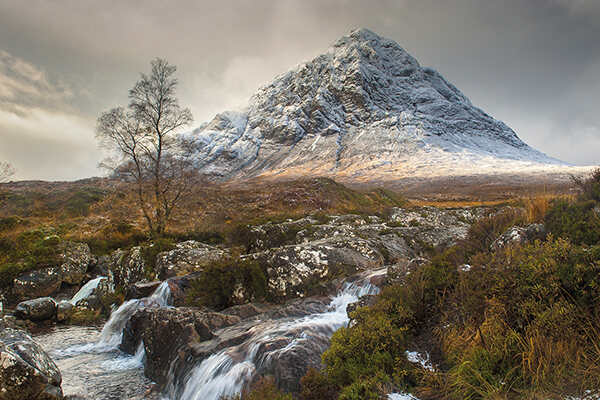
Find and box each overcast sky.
[0,0,598,180]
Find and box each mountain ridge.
[185,28,591,186]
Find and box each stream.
[33,272,383,399]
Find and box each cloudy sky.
[0,0,598,180]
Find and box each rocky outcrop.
[490,223,546,251]
[250,236,383,299]
[0,327,63,399]
[155,241,227,279]
[13,268,62,299]
[14,297,57,321]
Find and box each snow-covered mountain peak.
[187,29,589,185]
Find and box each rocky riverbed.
[2,205,519,399]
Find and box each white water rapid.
[97,281,172,348]
[69,276,106,305]
[166,270,383,400]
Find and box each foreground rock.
[0,325,63,399]
[14,297,57,321]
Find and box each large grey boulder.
[0,327,63,399]
[58,242,92,285]
[14,297,57,321]
[250,236,383,300]
[155,241,227,279]
[13,268,62,299]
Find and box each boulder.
[250,237,383,300]
[490,223,546,251]
[55,301,74,322]
[0,327,63,399]
[108,247,147,289]
[14,297,57,321]
[155,241,227,279]
[58,242,92,285]
[13,267,62,299]
[121,307,240,386]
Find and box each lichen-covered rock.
[250,237,383,299]
[490,223,546,251]
[13,268,62,299]
[155,241,227,279]
[244,217,317,252]
[14,297,57,321]
[107,247,146,290]
[58,242,92,285]
[0,327,63,399]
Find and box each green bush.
[545,199,600,246]
[186,256,268,310]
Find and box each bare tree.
[0,161,15,183]
[96,58,194,237]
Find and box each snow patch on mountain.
[185,28,594,184]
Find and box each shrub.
[545,199,600,246]
[222,376,292,400]
[185,256,268,310]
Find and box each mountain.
[186,28,588,186]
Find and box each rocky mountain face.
[187,28,581,185]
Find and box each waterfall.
[168,270,383,400]
[69,276,106,305]
[97,281,171,348]
[59,281,172,356]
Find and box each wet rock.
[126,281,161,300]
[56,301,74,322]
[108,247,146,290]
[155,241,227,279]
[58,242,92,285]
[13,267,62,299]
[14,297,57,321]
[0,327,63,399]
[121,307,240,386]
[490,223,546,251]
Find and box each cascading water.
[98,281,171,348]
[69,276,107,305]
[34,280,172,398]
[166,270,383,400]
